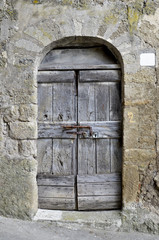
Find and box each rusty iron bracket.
[62,125,93,136]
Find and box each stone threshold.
[33,209,122,231]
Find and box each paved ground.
[0,216,159,240]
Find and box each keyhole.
[93,132,98,138]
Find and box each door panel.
[37,71,77,210]
[77,70,122,210]
[37,68,122,211]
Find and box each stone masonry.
[0,0,159,230]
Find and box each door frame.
[36,37,123,211]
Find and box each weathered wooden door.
[37,47,122,210]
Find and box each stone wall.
[0,0,159,221]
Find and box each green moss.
[6,8,18,20]
[127,6,140,34]
[62,0,73,5]
[104,13,118,25]
[39,27,52,40]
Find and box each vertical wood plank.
[97,139,111,174]
[110,83,121,121]
[78,83,95,121]
[78,139,96,175]
[52,139,76,175]
[95,83,109,121]
[52,83,76,122]
[37,139,52,173]
[111,139,122,173]
[38,84,52,122]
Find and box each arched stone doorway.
[37,40,122,211]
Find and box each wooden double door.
[37,69,122,210]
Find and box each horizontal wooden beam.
[37,71,75,83]
[38,64,121,71]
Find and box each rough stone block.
[156,86,159,113]
[7,87,37,105]
[19,104,37,122]
[15,39,41,52]
[123,164,139,203]
[0,155,38,219]
[139,9,159,47]
[19,140,37,157]
[123,149,156,172]
[3,106,19,123]
[123,107,139,149]
[124,83,156,103]
[4,138,19,156]
[9,122,37,140]
[124,68,157,84]
[138,108,156,149]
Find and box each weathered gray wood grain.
[38,197,76,210]
[39,64,121,71]
[95,83,109,121]
[79,70,121,82]
[78,195,121,210]
[110,83,121,121]
[38,123,77,139]
[38,185,75,198]
[78,182,121,196]
[79,121,121,138]
[97,139,110,174]
[37,175,75,186]
[78,83,95,122]
[77,173,121,183]
[78,139,96,175]
[39,47,119,67]
[52,139,76,175]
[37,139,52,174]
[37,71,75,83]
[38,84,52,122]
[52,82,76,122]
